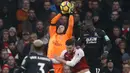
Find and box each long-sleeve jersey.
[16,53,54,73]
[52,48,89,73]
[79,29,112,67]
[47,13,74,59]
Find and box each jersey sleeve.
[15,56,30,73]
[49,60,54,73]
[65,15,74,39]
[21,56,30,70]
[66,49,84,67]
[51,50,66,64]
[100,30,112,53]
[49,13,62,37]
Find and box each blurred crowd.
[0,0,130,73]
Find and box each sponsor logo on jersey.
[86,37,97,44]
[52,40,62,46]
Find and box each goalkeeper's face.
[57,25,65,34]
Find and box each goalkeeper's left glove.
[68,2,74,14]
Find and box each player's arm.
[15,56,30,73]
[49,61,54,73]
[55,49,84,67]
[51,50,66,64]
[101,30,112,58]
[49,13,62,37]
[76,31,86,49]
[65,14,74,39]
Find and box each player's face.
[57,25,65,34]
[66,45,73,53]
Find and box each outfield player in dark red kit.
[52,39,91,73]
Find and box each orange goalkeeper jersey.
[47,13,74,73]
[48,13,74,58]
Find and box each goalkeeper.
[47,2,74,73]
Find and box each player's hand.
[101,51,108,59]
[61,11,67,14]
[68,3,74,14]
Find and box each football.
[60,1,71,13]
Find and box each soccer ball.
[60,1,71,13]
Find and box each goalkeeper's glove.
[68,3,74,14]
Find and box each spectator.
[28,9,37,33]
[112,1,122,12]
[17,31,31,62]
[73,13,81,40]
[16,0,30,33]
[49,11,57,21]
[0,49,9,67]
[122,63,130,73]
[8,40,18,58]
[7,56,17,73]
[0,29,9,49]
[0,19,4,38]
[29,33,38,54]
[106,11,123,36]
[2,64,9,73]
[92,12,102,29]
[35,21,45,39]
[50,0,62,13]
[88,1,92,10]
[83,10,93,23]
[122,20,130,39]
[118,40,128,54]
[91,1,101,13]
[122,53,130,64]
[36,1,52,22]
[101,59,121,73]
[8,27,19,44]
[100,57,108,72]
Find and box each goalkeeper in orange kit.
[47,1,74,73]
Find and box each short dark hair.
[66,39,75,46]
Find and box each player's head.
[57,25,65,34]
[33,39,44,52]
[66,39,75,53]
[85,24,95,32]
